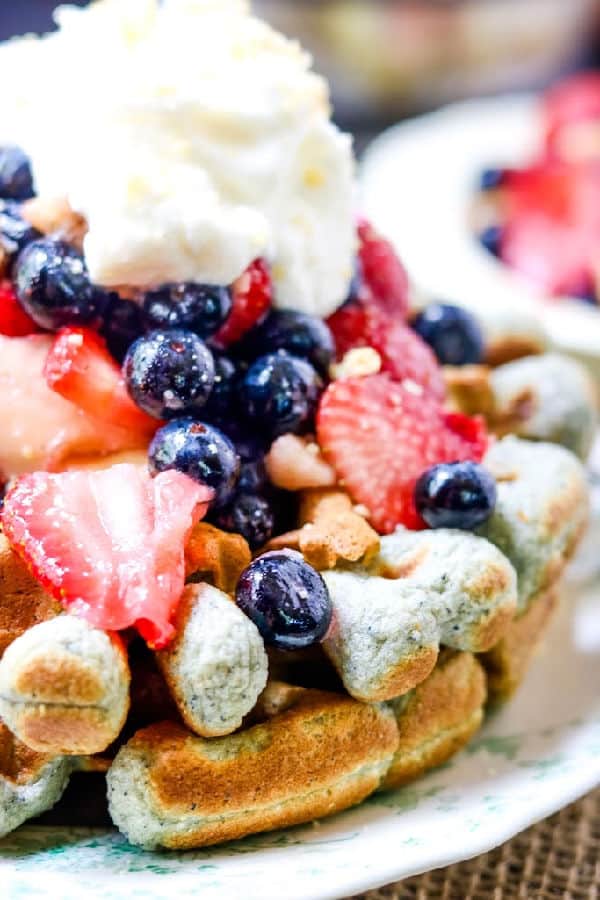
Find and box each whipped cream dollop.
[0,0,356,316]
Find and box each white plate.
[360,95,600,378]
[2,447,600,900]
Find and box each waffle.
[0,429,589,848]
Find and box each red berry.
[357,219,410,319]
[213,259,272,347]
[0,279,39,337]
[2,465,213,648]
[317,373,488,533]
[327,302,445,401]
[542,73,600,161]
[44,327,158,436]
[501,163,600,297]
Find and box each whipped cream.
[0,0,356,316]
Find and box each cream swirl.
[0,0,356,316]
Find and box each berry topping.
[327,302,445,400]
[149,418,240,507]
[236,551,332,650]
[0,146,35,201]
[542,72,600,161]
[478,223,503,258]
[0,279,39,337]
[241,309,335,375]
[497,163,600,298]
[101,295,145,363]
[240,351,323,439]
[143,283,232,339]
[202,352,239,422]
[0,334,150,475]
[212,493,275,549]
[2,465,212,648]
[317,373,488,532]
[44,327,158,436]
[412,303,485,366]
[478,168,506,191]
[124,330,215,420]
[237,457,268,495]
[0,201,41,264]
[212,259,271,347]
[415,461,497,531]
[357,218,410,318]
[14,239,104,331]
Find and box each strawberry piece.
[0,334,151,476]
[501,162,600,297]
[317,373,488,533]
[542,73,600,161]
[327,302,445,401]
[0,279,39,337]
[357,219,410,319]
[45,327,158,435]
[2,465,213,648]
[213,258,272,347]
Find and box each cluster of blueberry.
[0,145,498,650]
[0,148,338,552]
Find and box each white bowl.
[360,95,600,379]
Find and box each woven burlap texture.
[351,788,600,899]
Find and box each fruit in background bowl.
[476,73,600,306]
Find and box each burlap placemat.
[352,788,600,899]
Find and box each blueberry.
[241,309,335,374]
[202,353,239,422]
[0,202,41,265]
[412,303,484,366]
[149,418,240,506]
[237,458,268,495]
[218,421,268,461]
[478,168,505,191]
[236,551,332,650]
[478,224,503,258]
[124,329,215,419]
[212,493,275,549]
[101,295,145,363]
[143,283,232,338]
[414,461,497,530]
[241,351,322,438]
[0,146,35,201]
[14,239,104,330]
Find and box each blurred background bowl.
[256,0,600,128]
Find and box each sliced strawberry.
[44,327,158,435]
[213,258,272,347]
[327,302,445,401]
[500,162,600,297]
[357,219,410,319]
[542,73,600,160]
[0,334,150,476]
[2,465,213,648]
[317,373,488,533]
[0,280,39,337]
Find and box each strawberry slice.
[44,327,158,435]
[542,73,600,161]
[317,373,488,533]
[0,334,151,476]
[0,279,39,337]
[213,258,272,347]
[357,219,410,319]
[327,302,445,401]
[2,465,213,648]
[500,162,600,297]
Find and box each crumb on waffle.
[265,488,380,570]
[185,522,252,595]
